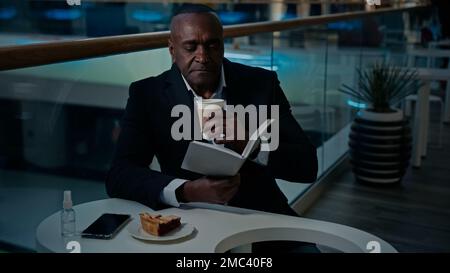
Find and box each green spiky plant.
[339,62,420,113]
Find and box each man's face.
[169,13,224,93]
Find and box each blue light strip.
[44,9,81,21]
[347,99,367,109]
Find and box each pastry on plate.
[139,213,181,236]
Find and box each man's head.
[169,4,224,95]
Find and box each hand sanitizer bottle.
[61,190,76,237]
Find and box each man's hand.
[203,112,249,154]
[180,174,240,204]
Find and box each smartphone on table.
[81,213,131,240]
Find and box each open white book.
[181,119,274,176]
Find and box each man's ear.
[168,39,175,63]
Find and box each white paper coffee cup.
[195,99,225,141]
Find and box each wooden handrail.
[0,4,427,71]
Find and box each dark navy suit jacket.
[106,59,318,215]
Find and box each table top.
[415,67,450,81]
[429,39,450,47]
[397,67,450,81]
[36,198,397,253]
[408,48,450,58]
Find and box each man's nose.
[195,45,209,64]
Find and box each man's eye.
[185,45,196,52]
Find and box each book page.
[181,141,245,176]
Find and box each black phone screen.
[81,213,131,239]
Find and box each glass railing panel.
[224,32,274,71]
[321,7,430,175]
[271,24,329,203]
[321,17,364,172]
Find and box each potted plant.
[339,62,420,184]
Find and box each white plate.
[127,220,195,241]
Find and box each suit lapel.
[164,64,198,142]
[223,59,239,106]
[165,63,194,111]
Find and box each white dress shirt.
[159,65,269,207]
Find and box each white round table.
[36,198,397,253]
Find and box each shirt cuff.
[159,178,188,207]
